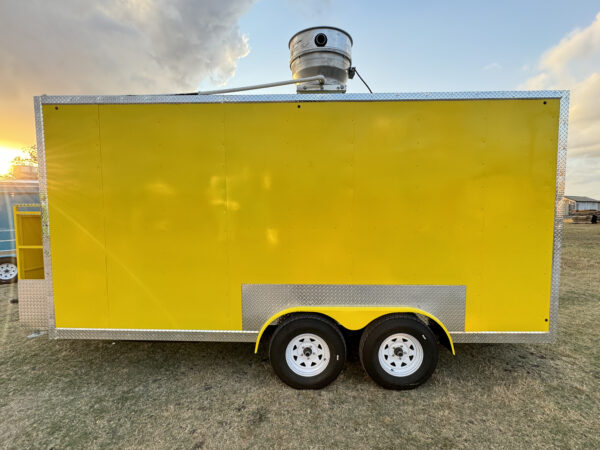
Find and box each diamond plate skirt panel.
[18,280,49,329]
[242,284,466,332]
[54,328,258,342]
[451,331,553,344]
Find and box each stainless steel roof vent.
[198,26,364,96]
[289,26,353,93]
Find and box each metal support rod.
[197,75,326,95]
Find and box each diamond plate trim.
[548,92,569,340]
[54,328,257,342]
[18,280,48,329]
[451,332,553,344]
[37,91,567,105]
[34,96,56,336]
[242,284,466,332]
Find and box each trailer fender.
[254,306,455,355]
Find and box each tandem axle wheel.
[268,313,439,390]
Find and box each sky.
[0,0,599,197]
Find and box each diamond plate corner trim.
[548,92,569,341]
[34,97,56,335]
[18,279,49,329]
[242,284,466,332]
[54,328,258,342]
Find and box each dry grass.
[0,224,599,449]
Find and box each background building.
[564,195,600,215]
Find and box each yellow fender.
[254,306,455,355]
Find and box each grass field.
[1,224,599,449]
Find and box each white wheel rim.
[378,333,424,377]
[0,263,17,280]
[285,333,330,377]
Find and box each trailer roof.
[34,90,569,105]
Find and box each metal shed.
[564,195,600,214]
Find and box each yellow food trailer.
[18,27,569,389]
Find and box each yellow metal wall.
[42,99,559,332]
[44,105,109,327]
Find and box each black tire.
[0,257,18,284]
[269,314,346,389]
[359,314,438,390]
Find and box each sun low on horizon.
[0,146,27,176]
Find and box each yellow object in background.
[13,205,44,280]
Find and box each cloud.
[0,0,256,147]
[286,0,333,19]
[482,62,502,71]
[521,12,600,197]
[566,155,600,197]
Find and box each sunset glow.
[0,146,26,176]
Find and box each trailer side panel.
[39,95,562,337]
